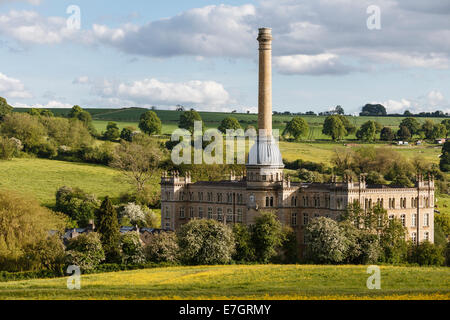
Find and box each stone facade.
[160,172,435,248]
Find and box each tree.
[232,224,255,262]
[322,115,347,141]
[282,117,309,141]
[250,211,283,263]
[139,111,162,135]
[0,137,20,160]
[96,197,121,263]
[24,234,66,273]
[66,232,105,271]
[379,218,408,264]
[421,120,435,139]
[440,141,450,172]
[0,97,13,121]
[407,241,445,266]
[400,118,420,136]
[111,139,164,193]
[55,186,99,228]
[218,117,242,134]
[103,122,120,141]
[335,105,345,115]
[305,217,348,264]
[178,219,235,265]
[179,110,203,134]
[356,121,378,142]
[0,113,46,151]
[0,190,65,272]
[144,232,179,263]
[441,119,450,138]
[337,115,356,135]
[120,126,137,142]
[397,125,411,141]
[120,232,145,264]
[380,127,395,141]
[360,104,387,116]
[69,105,96,135]
[431,124,447,140]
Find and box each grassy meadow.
[0,265,448,300]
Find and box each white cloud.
[380,90,449,114]
[73,76,90,84]
[0,10,77,45]
[0,0,41,5]
[92,78,231,110]
[274,53,354,75]
[0,72,32,99]
[13,100,73,108]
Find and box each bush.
[250,211,283,263]
[305,217,348,264]
[0,136,19,160]
[178,219,235,265]
[55,186,99,227]
[65,232,105,272]
[144,232,179,263]
[232,224,255,263]
[120,232,145,264]
[407,241,445,266]
[0,113,46,152]
[23,234,66,273]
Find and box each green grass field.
[0,158,133,206]
[0,265,448,300]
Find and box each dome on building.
[247,135,284,167]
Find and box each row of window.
[391,213,431,228]
[411,232,431,244]
[174,192,245,204]
[171,207,244,223]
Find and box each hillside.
[0,265,448,300]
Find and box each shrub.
[120,232,145,264]
[66,232,105,272]
[103,122,120,141]
[305,217,348,264]
[55,186,99,227]
[407,241,445,266]
[0,137,18,160]
[232,224,255,263]
[23,234,66,273]
[144,232,179,263]
[139,111,162,135]
[178,219,235,265]
[250,211,283,263]
[0,190,65,272]
[0,113,46,152]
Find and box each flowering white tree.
[122,203,146,224]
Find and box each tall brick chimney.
[257,28,273,137]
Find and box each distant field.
[15,107,449,141]
[0,158,133,207]
[0,265,448,300]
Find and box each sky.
[0,0,449,115]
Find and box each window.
[207,193,212,202]
[262,175,267,181]
[266,197,270,207]
[424,232,430,241]
[412,214,417,227]
[401,214,406,227]
[291,213,298,226]
[189,207,194,218]
[227,209,233,222]
[270,197,274,207]
[217,208,223,221]
[208,207,213,219]
[227,193,233,204]
[164,207,170,219]
[198,192,203,201]
[424,213,430,227]
[217,193,223,203]
[189,192,194,201]
[411,232,417,244]
[179,207,185,219]
[198,207,204,219]
[237,209,243,223]
[303,213,309,225]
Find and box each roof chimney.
[257,28,273,136]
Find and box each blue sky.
[0,0,449,114]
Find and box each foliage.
[304,217,348,264]
[120,126,137,142]
[231,224,255,262]
[440,141,450,172]
[250,211,284,263]
[97,197,121,263]
[380,127,395,141]
[55,186,99,228]
[356,121,378,142]
[23,235,66,273]
[139,111,162,135]
[400,118,421,136]
[397,125,412,141]
[66,232,105,271]
[322,115,347,141]
[218,117,242,134]
[360,104,387,116]
[120,232,145,264]
[179,110,203,134]
[379,218,408,264]
[28,108,54,118]
[111,139,164,193]
[69,105,96,135]
[0,137,20,160]
[0,190,65,272]
[0,97,13,121]
[144,232,179,263]
[0,113,46,151]
[407,241,445,266]
[178,219,235,265]
[282,117,309,141]
[103,122,120,141]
